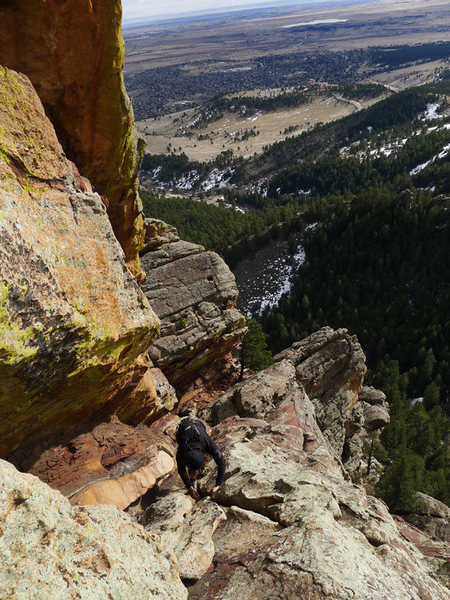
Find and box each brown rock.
[363,404,390,431]
[394,516,450,587]
[274,328,367,461]
[0,68,159,461]
[142,238,246,400]
[0,0,145,277]
[24,416,176,510]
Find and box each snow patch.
[410,143,450,175]
[422,103,441,121]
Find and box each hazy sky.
[122,0,309,22]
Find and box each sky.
[122,0,321,23]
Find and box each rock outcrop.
[0,0,145,277]
[141,220,247,402]
[23,415,178,510]
[0,459,187,600]
[273,327,367,464]
[186,361,449,599]
[404,492,450,543]
[0,67,159,460]
[202,327,370,472]
[359,386,390,431]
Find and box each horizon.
[121,0,353,25]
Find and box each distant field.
[127,0,449,161]
[124,0,449,72]
[139,91,385,161]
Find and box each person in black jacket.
[176,417,226,500]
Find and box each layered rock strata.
[202,327,370,471]
[141,220,247,402]
[0,0,145,276]
[0,459,187,600]
[0,67,159,459]
[22,414,179,511]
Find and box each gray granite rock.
[404,492,450,542]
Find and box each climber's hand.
[210,486,220,496]
[188,486,200,500]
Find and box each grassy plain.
[139,92,384,161]
[125,0,449,163]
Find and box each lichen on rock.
[0,67,159,459]
[0,459,187,600]
[0,1,146,277]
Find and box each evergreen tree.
[240,319,273,380]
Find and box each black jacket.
[176,419,226,489]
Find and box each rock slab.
[141,230,246,400]
[0,459,187,600]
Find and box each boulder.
[141,494,226,580]
[141,218,179,253]
[359,386,388,406]
[0,0,146,277]
[363,404,390,430]
[0,459,187,600]
[0,68,160,462]
[141,238,246,401]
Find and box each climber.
[175,416,226,500]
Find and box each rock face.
[186,362,449,600]
[141,222,246,401]
[23,415,177,511]
[202,327,370,470]
[0,459,187,600]
[274,327,367,464]
[0,67,159,460]
[0,0,145,277]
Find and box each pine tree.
[240,319,273,380]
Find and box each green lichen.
[0,282,38,364]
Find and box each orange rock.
[0,67,159,460]
[0,0,145,277]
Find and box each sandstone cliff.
[0,3,448,599]
[0,0,145,277]
[0,67,160,461]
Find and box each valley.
[132,0,450,515]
